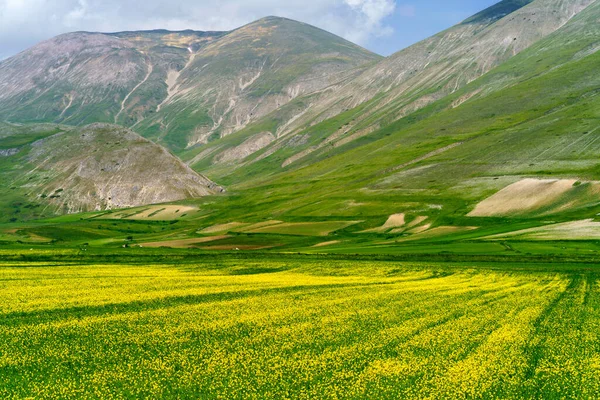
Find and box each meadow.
[1,254,599,399]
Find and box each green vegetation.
[240,221,360,236]
[161,1,600,252]
[0,127,60,149]
[2,16,600,250]
[2,3,598,244]
[1,255,599,398]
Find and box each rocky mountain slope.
[0,123,222,220]
[199,0,600,229]
[0,18,380,152]
[187,0,595,176]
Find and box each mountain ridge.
[0,17,380,152]
[183,0,595,178]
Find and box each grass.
[98,205,199,221]
[0,127,62,149]
[242,221,360,236]
[0,255,599,398]
[171,3,600,238]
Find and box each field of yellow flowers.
[1,258,599,399]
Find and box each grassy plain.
[1,253,599,398]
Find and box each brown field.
[142,235,230,248]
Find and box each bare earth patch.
[312,240,342,248]
[407,223,432,234]
[404,216,429,231]
[484,219,600,240]
[142,235,230,248]
[128,205,197,220]
[399,226,478,241]
[390,215,429,234]
[362,213,405,233]
[200,222,249,234]
[104,205,198,221]
[234,221,283,232]
[468,178,600,217]
[246,221,360,236]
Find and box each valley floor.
[1,254,599,398]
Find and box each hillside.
[0,18,380,152]
[1,1,600,250]
[188,0,594,176]
[0,122,222,221]
[128,0,600,252]
[135,17,382,151]
[0,31,221,125]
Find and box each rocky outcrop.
[0,148,19,157]
[214,132,275,163]
[23,123,223,213]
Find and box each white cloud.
[344,0,396,24]
[342,0,396,43]
[0,0,399,59]
[64,0,88,27]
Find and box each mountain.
[0,122,222,221]
[2,1,600,249]
[135,17,382,150]
[0,18,380,152]
[187,0,594,176]
[0,31,223,125]
[196,0,600,233]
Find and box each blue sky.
[0,1,502,59]
[369,0,499,55]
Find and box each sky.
[0,0,500,60]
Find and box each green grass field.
[1,254,599,399]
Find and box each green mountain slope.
[2,1,600,252]
[182,0,600,238]
[189,0,594,176]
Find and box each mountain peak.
[462,0,534,24]
[253,15,291,23]
[247,16,302,26]
[238,15,344,39]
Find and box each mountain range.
[0,17,379,151]
[1,0,599,251]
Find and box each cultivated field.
[1,256,599,399]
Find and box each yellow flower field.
[0,259,598,399]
